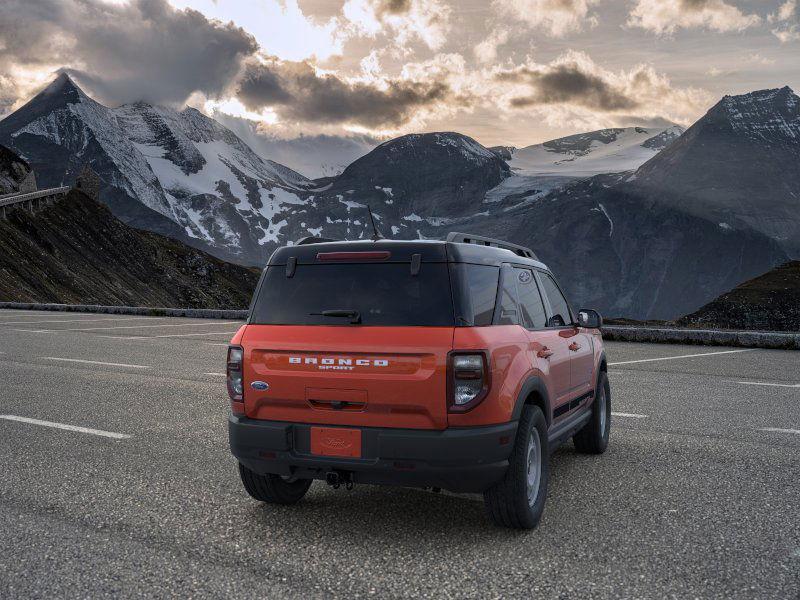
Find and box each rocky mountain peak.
[367,131,502,166]
[336,131,508,188]
[42,72,85,99]
[705,86,800,140]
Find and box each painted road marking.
[14,321,241,332]
[738,381,800,388]
[205,343,231,347]
[148,331,239,339]
[205,372,227,377]
[97,331,238,340]
[611,412,648,418]
[0,415,131,439]
[0,316,178,326]
[40,357,151,369]
[609,349,753,366]
[759,427,800,436]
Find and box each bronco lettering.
[288,356,389,367]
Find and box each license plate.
[310,427,362,458]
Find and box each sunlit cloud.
[342,0,451,51]
[474,28,510,64]
[235,54,456,130]
[494,0,600,37]
[627,0,761,35]
[167,0,347,61]
[204,97,279,124]
[768,0,800,42]
[490,51,712,128]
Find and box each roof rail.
[296,235,338,245]
[446,232,538,260]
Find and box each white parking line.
[609,349,753,366]
[205,372,227,377]
[0,415,131,439]
[759,427,800,436]
[40,357,151,369]
[148,331,239,339]
[738,381,800,389]
[14,321,240,333]
[0,316,177,326]
[611,412,647,418]
[205,342,232,347]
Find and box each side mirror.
[577,309,602,329]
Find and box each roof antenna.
[367,205,384,241]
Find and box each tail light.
[227,345,245,415]
[447,351,490,412]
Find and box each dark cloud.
[380,0,413,15]
[497,63,638,111]
[680,0,713,9]
[0,0,257,106]
[237,58,451,128]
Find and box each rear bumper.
[229,416,517,493]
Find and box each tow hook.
[325,471,354,490]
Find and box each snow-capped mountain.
[323,132,509,229]
[635,86,800,255]
[481,125,684,211]
[467,89,800,319]
[0,73,315,264]
[2,75,795,321]
[217,131,512,245]
[508,126,684,177]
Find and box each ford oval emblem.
[250,381,269,391]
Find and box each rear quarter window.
[450,264,500,326]
[250,262,454,327]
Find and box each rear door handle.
[537,347,554,359]
[569,342,580,352]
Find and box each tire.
[238,463,312,505]
[573,371,611,454]
[484,405,549,529]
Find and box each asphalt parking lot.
[0,309,798,599]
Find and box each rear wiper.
[310,309,362,325]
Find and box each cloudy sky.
[0,0,797,147]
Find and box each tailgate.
[241,325,454,429]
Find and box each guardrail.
[0,186,71,208]
[603,325,800,350]
[0,303,798,348]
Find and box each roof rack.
[296,235,338,245]
[446,232,538,260]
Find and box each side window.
[494,266,519,325]
[514,268,547,329]
[540,272,572,327]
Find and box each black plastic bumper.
[229,416,518,493]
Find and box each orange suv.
[228,233,610,528]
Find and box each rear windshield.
[250,263,455,326]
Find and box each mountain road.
[0,309,797,598]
